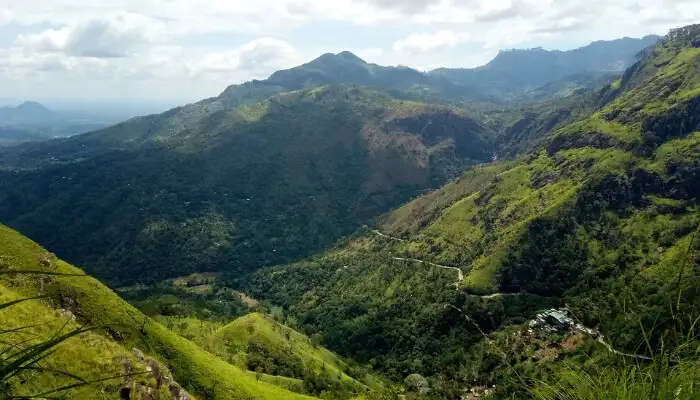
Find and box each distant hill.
[218,36,659,107]
[217,50,474,106]
[0,101,114,146]
[430,35,660,101]
[0,101,54,123]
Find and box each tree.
[310,333,323,348]
[404,373,430,395]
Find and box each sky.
[0,0,698,105]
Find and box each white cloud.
[0,8,13,25]
[393,30,471,54]
[188,38,300,80]
[18,13,163,58]
[366,0,440,13]
[355,47,384,61]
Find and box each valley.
[1,18,698,400]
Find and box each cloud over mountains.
[0,0,698,101]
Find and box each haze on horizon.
[1,0,698,104]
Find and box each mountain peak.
[336,51,366,63]
[665,23,700,45]
[310,51,367,66]
[16,101,50,112]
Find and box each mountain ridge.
[0,85,495,286]
[242,24,699,398]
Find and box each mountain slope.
[244,25,699,398]
[0,86,493,285]
[0,223,317,400]
[219,37,658,106]
[430,35,660,101]
[203,313,383,393]
[219,51,476,105]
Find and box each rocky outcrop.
[117,349,193,400]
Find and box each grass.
[553,113,642,148]
[207,313,377,390]
[389,149,627,293]
[532,350,699,400]
[246,371,305,393]
[0,283,161,399]
[645,132,700,174]
[0,224,317,400]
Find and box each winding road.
[372,229,464,288]
[375,229,654,361]
[371,229,405,242]
[391,257,464,282]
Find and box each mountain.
[430,35,660,101]
[0,223,321,399]
[243,25,699,397]
[0,101,53,122]
[0,101,56,145]
[217,51,478,106]
[202,36,659,108]
[0,86,494,285]
[0,101,117,146]
[0,37,658,147]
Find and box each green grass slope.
[206,313,381,392]
[244,25,700,398]
[0,224,316,400]
[0,282,174,399]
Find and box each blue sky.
[0,0,698,104]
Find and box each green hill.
[0,224,317,400]
[0,86,493,286]
[205,313,383,393]
[244,25,700,398]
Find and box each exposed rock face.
[117,350,193,400]
[168,382,192,400]
[39,256,52,267]
[462,385,495,400]
[132,347,145,361]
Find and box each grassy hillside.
[0,86,493,286]
[206,313,382,393]
[0,224,317,400]
[0,282,174,399]
[244,25,700,398]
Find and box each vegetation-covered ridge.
[205,313,385,394]
[0,86,493,285]
[243,24,700,398]
[0,223,318,399]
